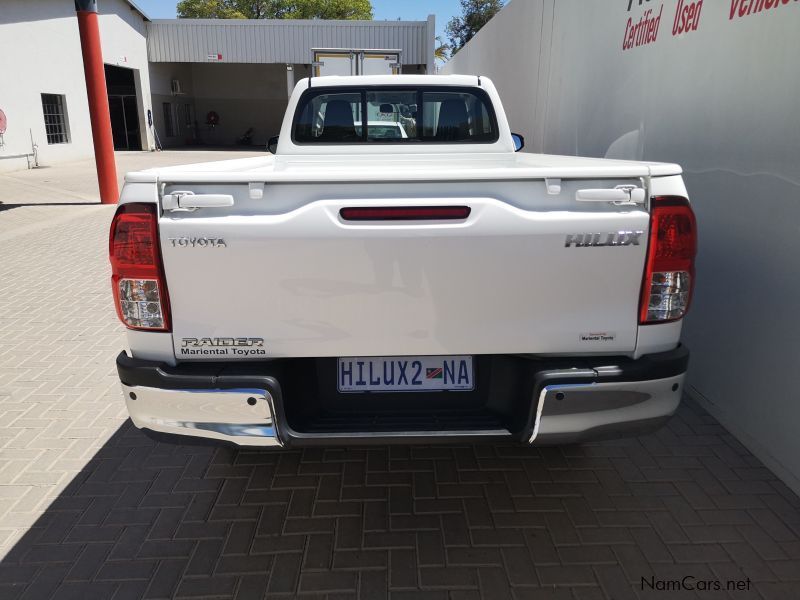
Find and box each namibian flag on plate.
[426,367,443,380]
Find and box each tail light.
[109,203,171,331]
[639,196,697,324]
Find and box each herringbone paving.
[1,155,799,599]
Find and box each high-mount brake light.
[109,203,171,331]
[639,196,697,324]
[340,206,471,221]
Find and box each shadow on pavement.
[1,401,799,600]
[0,202,99,213]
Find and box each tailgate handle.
[576,186,645,205]
[162,190,234,211]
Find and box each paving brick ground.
[1,153,800,599]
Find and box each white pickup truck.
[110,75,695,447]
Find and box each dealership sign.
[623,0,797,50]
[729,0,798,20]
[673,0,703,34]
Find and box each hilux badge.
[565,231,643,248]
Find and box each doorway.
[105,64,142,151]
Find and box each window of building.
[41,94,70,144]
[162,102,175,137]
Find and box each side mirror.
[267,135,279,154]
[511,133,525,152]
[379,103,395,114]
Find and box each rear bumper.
[116,347,688,447]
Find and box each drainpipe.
[426,15,436,74]
[75,0,118,204]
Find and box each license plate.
[337,356,474,393]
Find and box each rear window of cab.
[292,86,499,144]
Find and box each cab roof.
[306,74,484,88]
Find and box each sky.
[132,0,462,43]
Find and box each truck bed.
[125,152,682,185]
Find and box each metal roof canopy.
[146,17,435,69]
[312,48,403,53]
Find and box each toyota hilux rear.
[111,75,695,447]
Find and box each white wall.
[0,0,149,173]
[444,0,800,493]
[0,1,94,171]
[99,0,154,152]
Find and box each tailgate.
[158,179,650,360]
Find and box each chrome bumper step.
[122,385,281,447]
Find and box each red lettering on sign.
[730,0,797,20]
[622,4,664,50]
[673,0,703,35]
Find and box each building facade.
[0,0,152,172]
[0,0,434,172]
[147,17,434,149]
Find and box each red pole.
[75,0,118,204]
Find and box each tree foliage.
[177,0,373,20]
[176,0,246,19]
[434,36,450,63]
[445,0,504,53]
